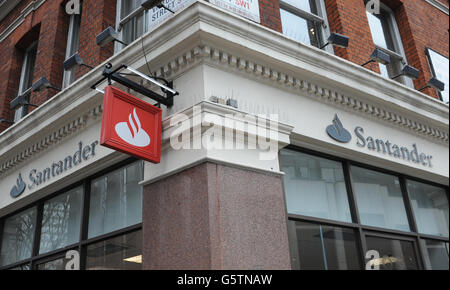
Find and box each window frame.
[425,47,449,104]
[281,145,449,270]
[279,0,333,53]
[0,158,143,270]
[365,2,414,88]
[62,8,82,89]
[14,41,38,122]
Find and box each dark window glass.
[9,264,30,270]
[366,236,419,270]
[85,230,142,270]
[288,220,361,270]
[280,150,352,222]
[351,166,410,232]
[39,187,83,254]
[421,239,449,270]
[37,256,74,270]
[0,207,37,266]
[407,180,449,238]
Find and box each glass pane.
[288,220,361,270]
[86,230,142,270]
[88,162,143,238]
[9,264,30,270]
[421,239,449,270]
[407,180,449,238]
[366,236,419,270]
[427,49,449,104]
[0,207,37,266]
[37,257,69,270]
[39,187,83,254]
[351,166,410,231]
[280,9,320,46]
[280,150,352,223]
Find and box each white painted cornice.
[0,0,448,176]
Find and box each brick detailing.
[76,0,116,78]
[259,0,282,32]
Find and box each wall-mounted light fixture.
[391,65,420,80]
[0,118,14,124]
[10,94,38,110]
[96,26,128,47]
[361,48,390,67]
[320,32,349,49]
[418,77,445,92]
[64,53,94,70]
[142,0,175,13]
[32,77,61,92]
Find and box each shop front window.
[351,166,410,232]
[0,160,143,270]
[280,150,352,223]
[280,147,449,270]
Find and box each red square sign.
[100,85,162,163]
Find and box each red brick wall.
[0,0,117,133]
[258,0,449,99]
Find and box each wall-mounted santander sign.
[101,85,162,163]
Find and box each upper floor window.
[279,0,329,49]
[426,48,449,104]
[62,8,82,88]
[365,2,412,87]
[14,42,37,122]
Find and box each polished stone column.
[142,162,291,270]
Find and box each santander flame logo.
[115,108,151,147]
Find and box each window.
[85,230,142,270]
[351,166,410,232]
[280,149,352,222]
[0,207,37,266]
[280,147,449,270]
[365,235,419,270]
[14,42,37,122]
[279,0,329,49]
[117,0,194,50]
[62,9,82,88]
[365,2,412,86]
[88,162,143,238]
[420,239,449,270]
[39,187,83,254]
[0,160,143,270]
[407,180,449,238]
[287,220,361,270]
[426,48,449,104]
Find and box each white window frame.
[366,2,414,88]
[15,41,37,122]
[279,0,333,53]
[62,12,82,89]
[115,0,148,52]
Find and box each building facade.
[0,0,448,270]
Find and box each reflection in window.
[280,150,352,222]
[287,220,361,270]
[86,230,142,270]
[421,239,449,270]
[0,207,37,266]
[279,0,323,47]
[366,236,419,270]
[426,48,449,104]
[407,180,449,238]
[351,166,410,232]
[39,187,83,254]
[37,256,71,270]
[88,162,143,238]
